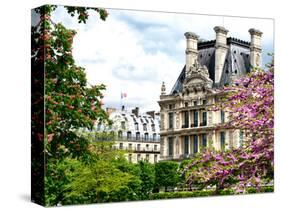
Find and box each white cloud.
[52,6,274,113]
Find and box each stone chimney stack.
[214,26,228,84]
[249,28,263,68]
[184,32,199,76]
[132,107,139,117]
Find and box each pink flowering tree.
[182,61,274,193]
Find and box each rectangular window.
[118,131,122,138]
[193,101,197,106]
[128,143,132,150]
[128,154,132,163]
[193,135,198,153]
[146,144,149,150]
[168,137,173,156]
[202,133,207,148]
[144,133,149,141]
[137,154,141,162]
[203,99,206,105]
[143,124,147,131]
[154,145,157,151]
[183,111,189,128]
[145,154,149,161]
[136,132,140,140]
[154,154,158,163]
[220,131,225,151]
[153,133,157,141]
[194,111,198,127]
[168,113,174,129]
[221,110,225,123]
[137,144,141,151]
[184,136,189,155]
[119,143,123,150]
[202,112,207,126]
[127,131,132,140]
[121,121,125,130]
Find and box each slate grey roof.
[103,110,161,141]
[170,38,251,94]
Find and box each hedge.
[149,186,273,200]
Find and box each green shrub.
[149,185,274,200]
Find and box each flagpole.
[120,90,122,110]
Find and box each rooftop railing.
[112,146,160,153]
[116,136,160,142]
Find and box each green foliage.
[149,186,274,200]
[155,161,180,191]
[138,161,155,199]
[65,6,108,23]
[63,159,133,204]
[150,190,213,199]
[32,5,111,206]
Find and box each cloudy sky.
[51,6,274,113]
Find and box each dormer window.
[151,124,155,132]
[135,123,139,131]
[143,123,147,131]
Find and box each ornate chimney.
[214,26,228,84]
[249,28,263,68]
[184,32,199,76]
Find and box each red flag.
[121,92,127,99]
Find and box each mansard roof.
[170,37,251,94]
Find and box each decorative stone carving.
[161,81,166,95]
[175,137,179,155]
[183,59,213,93]
[187,59,209,79]
[208,110,213,125]
[256,53,261,66]
[160,113,165,130]
[176,112,180,129]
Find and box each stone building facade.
[158,26,262,161]
[99,107,161,164]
